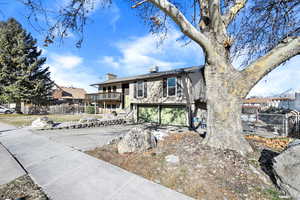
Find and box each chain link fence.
[242,111,300,138]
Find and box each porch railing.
[86,92,122,101]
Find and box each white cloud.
[98,56,120,69]
[46,52,98,93]
[49,54,83,69]
[248,56,300,97]
[99,29,204,76]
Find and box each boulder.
[117,127,157,154]
[273,143,300,199]
[79,118,98,123]
[152,130,169,141]
[165,155,180,164]
[31,117,54,129]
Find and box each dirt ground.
[86,131,290,200]
[0,114,103,127]
[0,175,48,200]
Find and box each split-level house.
[87,66,206,126]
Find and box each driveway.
[0,122,193,200]
[32,125,136,151]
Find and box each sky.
[1,0,300,96]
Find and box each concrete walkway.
[0,122,26,185]
[0,123,193,200]
[0,143,26,185]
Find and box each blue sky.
[2,0,300,96]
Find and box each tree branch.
[208,0,222,29]
[132,0,149,8]
[223,0,247,26]
[149,0,214,57]
[239,36,300,97]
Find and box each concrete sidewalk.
[0,143,26,185]
[0,123,193,200]
[0,122,26,185]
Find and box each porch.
[85,92,124,113]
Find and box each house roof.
[244,98,272,104]
[53,86,87,100]
[91,66,204,86]
[244,97,293,104]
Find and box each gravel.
[0,175,48,200]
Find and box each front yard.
[0,114,103,127]
[86,131,290,200]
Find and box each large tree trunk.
[203,64,253,156]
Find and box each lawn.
[0,113,102,127]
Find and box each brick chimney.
[106,73,117,80]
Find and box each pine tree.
[0,18,53,112]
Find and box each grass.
[262,188,291,200]
[0,113,102,127]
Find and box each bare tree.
[20,0,300,155]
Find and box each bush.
[85,106,95,114]
[111,111,117,116]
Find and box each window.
[137,81,144,98]
[108,86,111,92]
[167,77,176,96]
[112,86,117,92]
[103,87,106,93]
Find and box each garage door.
[138,106,159,123]
[161,106,187,126]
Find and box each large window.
[137,81,144,98]
[167,77,176,96]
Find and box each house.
[243,96,298,111]
[87,66,206,126]
[52,86,87,105]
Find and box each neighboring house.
[52,86,87,105]
[88,66,206,126]
[243,96,298,111]
[277,93,300,111]
[243,98,273,111]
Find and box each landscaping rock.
[152,130,169,141]
[31,117,54,129]
[273,144,300,199]
[165,154,180,164]
[117,127,157,154]
[79,118,98,123]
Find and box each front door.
[122,84,130,109]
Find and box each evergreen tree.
[0,18,53,112]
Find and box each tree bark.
[15,100,22,114]
[203,63,253,156]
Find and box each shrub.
[85,106,95,114]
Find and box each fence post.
[284,114,289,137]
